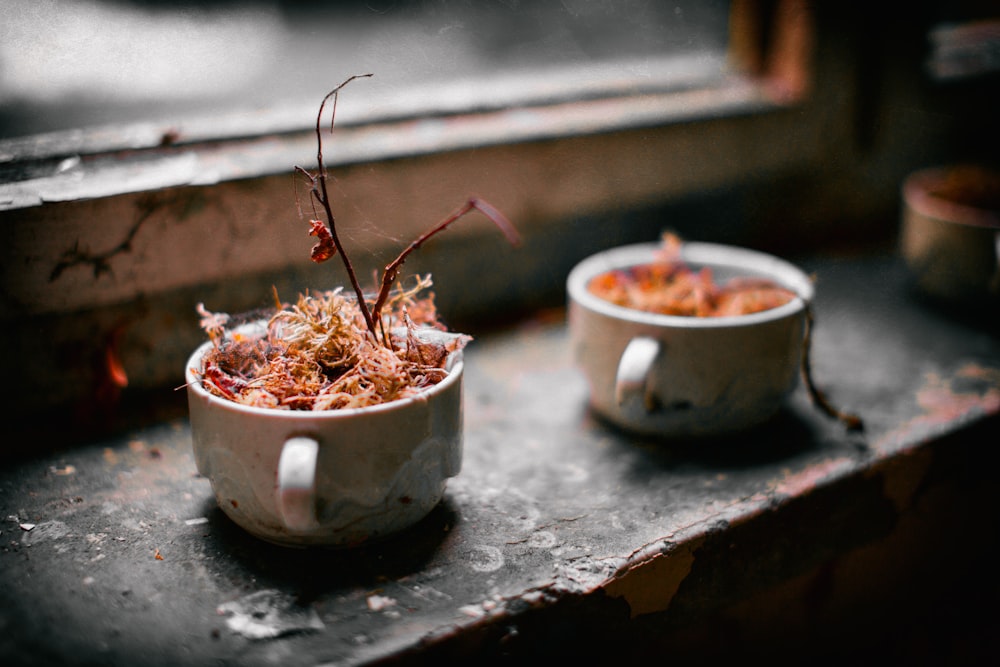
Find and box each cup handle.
[615,336,660,412]
[277,436,319,531]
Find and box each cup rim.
[566,241,813,328]
[902,165,1000,230]
[185,335,464,419]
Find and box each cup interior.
[185,327,464,419]
[903,164,1000,230]
[567,241,813,327]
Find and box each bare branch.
[296,74,378,339]
[371,197,522,323]
[296,74,518,346]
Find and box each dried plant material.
[292,74,519,341]
[190,74,517,411]
[308,219,337,262]
[588,232,796,317]
[197,277,471,410]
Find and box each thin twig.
[371,197,521,322]
[801,306,864,432]
[298,74,519,348]
[303,73,378,339]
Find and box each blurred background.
[1,0,729,138]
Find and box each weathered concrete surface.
[1,252,998,665]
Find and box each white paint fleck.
[459,604,485,618]
[404,583,452,602]
[366,594,396,612]
[21,520,69,545]
[217,589,324,640]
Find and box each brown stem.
[299,75,519,347]
[371,197,522,323]
[801,305,864,432]
[307,74,378,340]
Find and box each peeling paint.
[602,541,698,618]
[772,456,856,497]
[876,365,1000,452]
[917,367,1000,421]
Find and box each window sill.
[1,250,997,663]
[1,74,776,212]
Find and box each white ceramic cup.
[185,332,464,547]
[567,241,814,437]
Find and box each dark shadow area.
[375,416,1000,666]
[199,494,461,600]
[589,403,847,471]
[3,387,190,466]
[903,282,1000,336]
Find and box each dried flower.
[588,232,795,317]
[196,277,470,410]
[191,74,514,411]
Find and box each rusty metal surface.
[1,253,998,665]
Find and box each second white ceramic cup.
[567,241,814,437]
